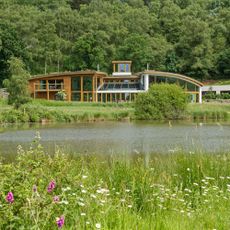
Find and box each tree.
[0,0,229,80]
[3,57,31,108]
[0,23,26,87]
[69,0,91,10]
[70,31,113,71]
[135,84,188,120]
[164,50,179,72]
[117,34,154,72]
[217,49,230,78]
[158,0,182,43]
[35,11,60,74]
[176,17,213,80]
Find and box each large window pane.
[71,93,81,101]
[83,76,92,91]
[187,82,197,91]
[72,78,81,91]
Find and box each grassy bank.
[0,99,134,123]
[0,99,230,123]
[187,103,230,121]
[0,138,230,229]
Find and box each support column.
[33,83,36,99]
[92,77,95,102]
[144,74,149,91]
[46,80,49,100]
[199,87,202,104]
[64,77,71,102]
[95,76,98,102]
[81,76,83,102]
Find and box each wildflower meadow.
[0,135,230,229]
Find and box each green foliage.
[135,84,188,120]
[0,23,26,87]
[0,139,230,228]
[0,0,228,79]
[55,90,67,101]
[217,48,230,78]
[176,17,213,80]
[1,99,230,124]
[0,102,133,124]
[204,92,230,100]
[117,34,154,72]
[3,57,31,108]
[187,103,230,121]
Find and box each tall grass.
[32,99,134,108]
[1,99,230,124]
[0,137,230,229]
[188,103,230,121]
[0,104,133,124]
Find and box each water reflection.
[0,121,230,159]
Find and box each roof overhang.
[29,71,108,81]
[141,70,203,87]
[103,76,139,80]
[112,61,132,64]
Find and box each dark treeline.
[0,0,229,86]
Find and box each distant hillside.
[0,0,229,86]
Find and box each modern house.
[28,61,204,103]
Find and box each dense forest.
[0,0,229,86]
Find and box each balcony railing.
[35,83,64,91]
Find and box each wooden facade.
[29,71,107,102]
[28,61,203,103]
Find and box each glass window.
[187,82,197,91]
[102,94,106,103]
[40,80,46,90]
[71,93,81,101]
[83,76,93,91]
[48,80,63,89]
[156,76,166,84]
[119,64,125,72]
[167,78,177,84]
[126,64,129,72]
[72,78,81,91]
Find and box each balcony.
[35,83,64,91]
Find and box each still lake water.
[0,121,230,158]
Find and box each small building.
[28,61,203,103]
[201,85,230,95]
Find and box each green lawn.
[30,99,134,115]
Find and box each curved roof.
[141,70,203,87]
[29,70,107,81]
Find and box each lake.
[1,121,230,159]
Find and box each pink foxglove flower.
[53,196,60,203]
[6,192,14,203]
[47,180,56,193]
[56,215,64,228]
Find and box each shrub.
[203,92,230,100]
[135,84,188,120]
[3,57,31,109]
[55,90,67,101]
